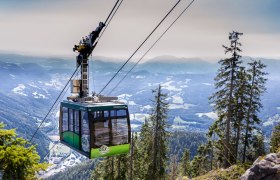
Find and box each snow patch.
[32,91,48,99]
[118,94,132,99]
[9,74,16,79]
[45,79,64,90]
[131,124,141,130]
[130,113,150,123]
[173,116,188,124]
[12,84,27,96]
[169,103,194,110]
[263,114,280,126]
[140,105,153,111]
[172,95,184,104]
[171,125,186,129]
[202,83,212,86]
[196,112,218,120]
[161,81,181,92]
[135,75,145,79]
[128,101,137,105]
[29,82,40,88]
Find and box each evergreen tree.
[0,122,48,180]
[91,155,129,180]
[247,132,265,161]
[179,149,191,178]
[91,157,115,180]
[169,155,178,180]
[232,67,248,162]
[190,143,211,177]
[242,60,267,163]
[137,119,153,179]
[270,122,280,153]
[210,31,243,168]
[148,85,169,179]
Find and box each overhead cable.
[108,0,196,94]
[98,0,183,95]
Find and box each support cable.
[108,0,196,95]
[99,0,124,41]
[29,65,80,142]
[98,0,182,95]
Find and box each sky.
[0,0,279,61]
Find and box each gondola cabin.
[59,101,131,158]
[59,22,131,158]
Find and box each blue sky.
[0,0,279,61]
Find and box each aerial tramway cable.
[29,66,80,142]
[29,0,123,143]
[108,0,196,95]
[98,0,183,95]
[99,0,124,41]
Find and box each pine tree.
[270,122,280,153]
[247,132,265,161]
[242,60,267,163]
[137,119,153,179]
[232,67,248,162]
[91,157,114,180]
[210,31,243,168]
[148,85,169,179]
[0,122,49,179]
[179,149,191,178]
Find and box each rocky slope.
[241,153,280,180]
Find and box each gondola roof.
[61,100,128,111]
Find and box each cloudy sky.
[0,0,279,61]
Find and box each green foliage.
[0,122,49,180]
[210,32,244,167]
[179,149,191,177]
[148,85,169,179]
[270,122,280,153]
[192,164,246,180]
[169,131,207,160]
[209,32,268,168]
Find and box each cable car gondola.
[59,22,131,158]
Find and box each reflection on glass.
[74,110,80,134]
[81,111,90,153]
[93,110,129,147]
[62,107,68,132]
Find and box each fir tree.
[210,31,243,168]
[242,60,267,163]
[148,85,169,179]
[179,149,191,178]
[270,122,280,153]
[137,119,153,179]
[232,67,248,162]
